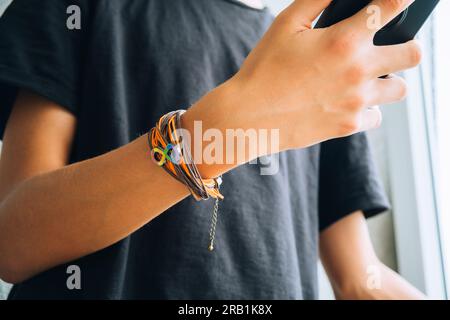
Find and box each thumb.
[281,0,334,29]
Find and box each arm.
[320,211,427,300]
[0,89,229,284]
[0,0,421,283]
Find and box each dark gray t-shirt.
[0,0,389,299]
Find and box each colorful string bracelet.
[148,110,223,251]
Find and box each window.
[385,1,450,299]
[431,0,450,296]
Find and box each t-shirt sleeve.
[318,132,390,232]
[0,0,84,139]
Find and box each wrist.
[180,79,244,178]
[180,76,282,178]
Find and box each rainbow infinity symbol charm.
[151,143,182,166]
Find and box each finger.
[368,74,408,106]
[368,40,422,77]
[281,0,334,29]
[359,105,383,131]
[342,0,415,37]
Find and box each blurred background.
[0,0,449,299]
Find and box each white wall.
[0,0,12,15]
[265,0,292,15]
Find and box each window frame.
[382,18,447,299]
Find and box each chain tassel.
[208,188,221,252]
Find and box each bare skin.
[321,211,426,299]
[0,0,422,290]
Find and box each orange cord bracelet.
[148,110,223,250]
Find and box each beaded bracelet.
[148,110,223,251]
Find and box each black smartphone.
[315,0,440,45]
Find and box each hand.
[232,0,422,150]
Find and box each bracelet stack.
[147,110,223,251]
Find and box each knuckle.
[408,42,423,66]
[344,64,367,84]
[345,94,366,110]
[329,32,358,57]
[384,0,408,12]
[338,118,359,136]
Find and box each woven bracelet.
[148,110,223,251]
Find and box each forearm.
[336,261,426,300]
[0,82,243,284]
[321,212,426,300]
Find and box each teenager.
[0,0,425,299]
